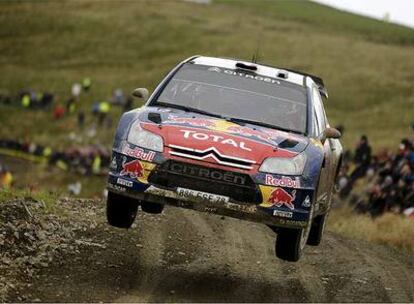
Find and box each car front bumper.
[108,176,312,229]
[108,147,315,229]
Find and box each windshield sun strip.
[171,78,307,106]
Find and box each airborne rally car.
[107,56,342,261]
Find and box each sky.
[312,0,414,28]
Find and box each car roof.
[190,56,306,87]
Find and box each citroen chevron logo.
[169,145,255,170]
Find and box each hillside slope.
[0,0,414,149]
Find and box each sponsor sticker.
[207,66,281,85]
[204,207,218,213]
[166,115,216,128]
[180,129,252,151]
[110,156,117,170]
[120,159,144,178]
[267,187,296,210]
[108,183,126,192]
[227,125,278,146]
[117,178,133,188]
[123,146,155,162]
[265,174,300,188]
[302,195,311,207]
[176,187,229,204]
[273,210,293,218]
[223,201,257,214]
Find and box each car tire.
[275,227,307,262]
[141,201,164,214]
[106,191,138,228]
[307,213,327,246]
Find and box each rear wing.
[282,68,329,99]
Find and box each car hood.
[135,107,309,165]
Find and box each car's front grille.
[169,145,255,170]
[148,160,261,203]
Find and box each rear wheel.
[275,227,308,262]
[141,201,164,214]
[307,213,328,246]
[106,191,139,228]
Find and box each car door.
[311,86,333,212]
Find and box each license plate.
[176,187,229,203]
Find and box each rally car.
[106,56,342,262]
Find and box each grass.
[0,0,413,151]
[328,206,414,253]
[0,187,60,212]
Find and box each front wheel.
[307,213,328,246]
[275,227,307,262]
[106,191,139,228]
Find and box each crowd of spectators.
[0,79,140,194]
[0,139,110,176]
[0,78,135,127]
[337,134,414,219]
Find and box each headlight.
[259,154,306,175]
[127,121,164,152]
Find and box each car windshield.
[155,63,308,134]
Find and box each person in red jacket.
[53,104,65,119]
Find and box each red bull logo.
[268,187,296,210]
[227,126,278,146]
[166,115,216,128]
[120,159,144,179]
[123,146,155,162]
[265,175,299,188]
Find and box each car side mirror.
[132,88,149,100]
[325,127,342,139]
[318,127,341,143]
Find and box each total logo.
[180,129,252,151]
[120,159,144,179]
[265,175,299,188]
[268,187,296,210]
[123,146,155,162]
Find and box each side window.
[312,87,326,134]
[312,109,320,136]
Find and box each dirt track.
[16,204,413,303]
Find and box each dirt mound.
[0,198,101,302]
[1,198,413,302]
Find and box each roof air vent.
[277,70,289,79]
[235,62,258,71]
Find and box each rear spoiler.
[282,68,328,99]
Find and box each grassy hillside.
[1,0,414,151]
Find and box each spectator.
[98,100,110,125]
[77,111,85,128]
[0,165,13,189]
[82,78,91,92]
[71,83,82,101]
[21,94,30,108]
[53,104,65,119]
[350,135,371,183]
[124,96,134,112]
[112,88,124,106]
[66,97,76,114]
